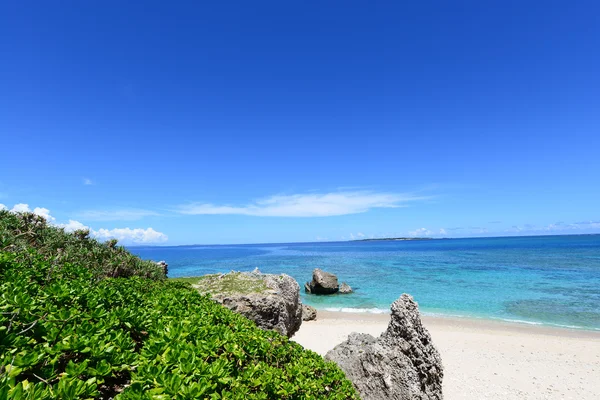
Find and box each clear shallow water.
[132,235,600,331]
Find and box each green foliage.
[0,211,359,399]
[0,210,164,280]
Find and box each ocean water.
[132,235,600,331]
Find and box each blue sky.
[1,1,599,245]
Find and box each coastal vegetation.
[180,272,270,296]
[0,210,164,280]
[0,210,358,399]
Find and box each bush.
[0,210,164,280]
[0,212,359,399]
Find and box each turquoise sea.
[132,235,600,331]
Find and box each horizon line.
[127,232,600,248]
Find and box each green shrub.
[0,211,359,399]
[0,210,164,280]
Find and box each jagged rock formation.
[302,304,317,321]
[325,294,443,400]
[339,282,353,294]
[194,271,303,337]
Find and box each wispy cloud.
[409,227,450,237]
[574,220,600,225]
[176,191,431,217]
[409,227,433,237]
[506,221,600,234]
[83,178,93,185]
[76,209,160,221]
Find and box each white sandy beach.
[293,311,600,400]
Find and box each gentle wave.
[494,318,600,331]
[323,307,390,314]
[323,307,600,331]
[424,312,600,331]
[491,317,600,331]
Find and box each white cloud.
[11,203,31,213]
[77,209,160,221]
[439,228,447,235]
[60,220,90,232]
[61,220,167,244]
[2,203,168,244]
[9,203,55,221]
[0,204,6,211]
[83,178,93,185]
[409,227,433,237]
[356,232,365,238]
[94,227,168,244]
[177,191,430,218]
[33,207,55,222]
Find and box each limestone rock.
[325,294,443,400]
[304,282,312,293]
[305,268,339,294]
[196,271,303,337]
[339,282,353,294]
[156,260,168,276]
[302,304,317,321]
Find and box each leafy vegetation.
[0,211,358,399]
[0,210,165,280]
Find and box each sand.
[292,311,600,399]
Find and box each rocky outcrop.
[156,260,168,276]
[195,271,303,337]
[305,268,340,294]
[302,304,317,321]
[325,294,443,400]
[305,269,354,295]
[339,282,353,294]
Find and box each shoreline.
[313,309,600,338]
[293,309,600,399]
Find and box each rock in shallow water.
[325,294,444,400]
[339,282,353,294]
[305,268,339,294]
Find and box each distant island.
[353,237,436,242]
